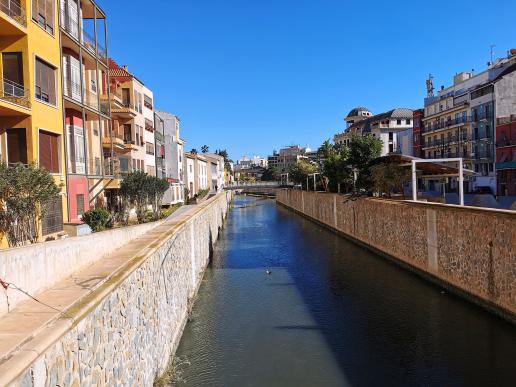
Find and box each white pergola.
[307,173,321,191]
[280,173,290,185]
[411,158,465,206]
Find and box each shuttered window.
[6,128,27,164]
[35,58,56,105]
[39,130,60,173]
[32,0,55,34]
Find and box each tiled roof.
[108,58,132,79]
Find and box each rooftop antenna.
[490,44,496,63]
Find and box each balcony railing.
[104,157,121,177]
[84,89,99,110]
[0,0,26,27]
[496,139,516,147]
[423,116,471,133]
[100,100,109,115]
[87,158,103,176]
[0,78,30,108]
[82,29,96,54]
[155,131,164,142]
[97,42,107,63]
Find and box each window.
[146,142,155,155]
[76,194,85,217]
[396,119,401,125]
[406,119,411,125]
[39,130,60,173]
[6,128,27,164]
[35,58,56,105]
[32,0,55,34]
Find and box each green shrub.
[82,208,111,232]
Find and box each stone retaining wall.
[0,218,168,317]
[277,189,515,322]
[4,192,232,386]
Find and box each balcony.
[87,157,103,176]
[84,89,99,111]
[59,11,79,39]
[155,131,164,143]
[0,78,30,109]
[122,136,138,152]
[0,0,26,30]
[82,29,96,55]
[422,116,471,134]
[496,139,516,148]
[103,132,125,150]
[111,95,137,118]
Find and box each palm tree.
[201,145,209,153]
[190,148,198,155]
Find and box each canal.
[172,196,516,386]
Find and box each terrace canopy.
[374,154,477,206]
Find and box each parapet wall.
[1,192,232,386]
[277,189,515,322]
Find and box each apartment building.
[268,145,310,174]
[422,53,516,193]
[154,111,165,179]
[142,85,155,176]
[335,108,414,156]
[59,0,115,224]
[154,111,185,204]
[412,108,424,158]
[108,59,156,179]
[204,153,225,192]
[0,0,68,245]
[493,57,516,196]
[183,152,208,198]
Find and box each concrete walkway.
[0,200,211,381]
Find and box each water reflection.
[174,196,516,386]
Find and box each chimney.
[122,65,128,71]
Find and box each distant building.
[267,145,310,173]
[422,51,516,193]
[335,108,414,156]
[493,60,516,196]
[155,111,185,204]
[204,153,225,192]
[237,155,268,168]
[183,153,208,198]
[412,109,424,158]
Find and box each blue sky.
[102,0,516,161]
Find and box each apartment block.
[59,0,115,224]
[335,108,414,156]
[422,52,516,193]
[183,152,208,198]
[155,110,185,204]
[0,0,68,245]
[108,59,156,179]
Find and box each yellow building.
[0,0,67,248]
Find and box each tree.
[120,171,169,223]
[347,134,383,194]
[0,163,61,247]
[190,148,198,155]
[289,160,318,188]
[201,145,209,153]
[371,163,411,198]
[318,141,352,193]
[261,166,279,181]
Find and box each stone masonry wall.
[277,189,515,322]
[8,192,232,386]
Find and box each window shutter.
[39,131,59,173]
[45,0,54,31]
[32,0,38,21]
[7,128,27,164]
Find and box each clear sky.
[101,0,516,161]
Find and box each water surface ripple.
[174,196,516,386]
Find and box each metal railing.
[81,29,96,54]
[0,78,30,108]
[496,139,516,147]
[423,116,471,133]
[0,0,26,27]
[97,42,107,63]
[84,88,99,110]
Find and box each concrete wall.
[277,189,515,322]
[3,192,232,386]
[0,219,167,317]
